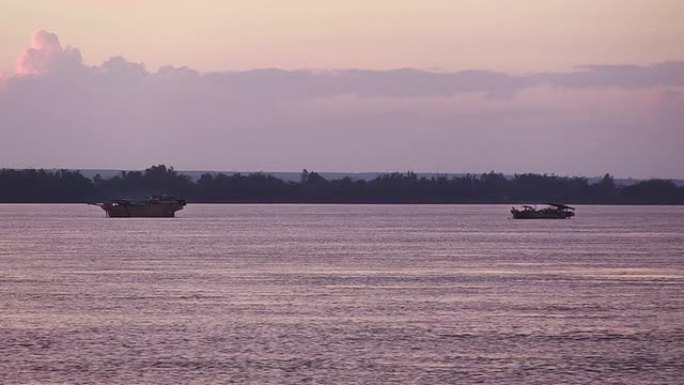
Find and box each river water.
[0,204,683,384]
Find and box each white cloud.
[15,30,83,75]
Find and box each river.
[1,204,682,384]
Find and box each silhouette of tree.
[622,179,681,204]
[0,169,92,202]
[1,165,682,204]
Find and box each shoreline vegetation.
[1,165,683,204]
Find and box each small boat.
[511,203,575,219]
[89,195,186,218]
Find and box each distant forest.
[0,165,683,204]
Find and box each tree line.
[0,165,682,204]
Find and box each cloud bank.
[1,31,682,178]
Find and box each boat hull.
[91,196,187,218]
[101,204,184,218]
[511,210,574,219]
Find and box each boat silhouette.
[89,195,186,217]
[511,203,575,219]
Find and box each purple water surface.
[1,204,682,384]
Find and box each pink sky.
[0,2,683,178]
[1,0,682,74]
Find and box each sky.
[0,0,683,178]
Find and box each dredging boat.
[511,203,575,219]
[89,195,186,218]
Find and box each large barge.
[89,195,186,218]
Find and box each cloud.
[1,31,683,178]
[15,30,83,76]
[540,62,684,90]
[100,56,147,79]
[199,63,684,99]
[7,30,684,96]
